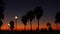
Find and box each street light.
[15,16,18,31]
[15,16,18,20]
[8,23,10,30]
[8,23,10,26]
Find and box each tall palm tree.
[21,15,28,30]
[55,12,60,30]
[0,0,5,30]
[21,10,35,31]
[21,6,43,31]
[34,6,43,30]
[26,11,35,30]
[0,20,3,30]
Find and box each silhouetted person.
[0,0,5,34]
[34,6,43,30]
[46,22,53,32]
[55,12,60,31]
[10,20,14,34]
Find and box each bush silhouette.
[46,22,53,32]
[10,20,14,31]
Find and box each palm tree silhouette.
[0,0,5,31]
[0,20,3,30]
[34,6,43,30]
[46,22,51,27]
[55,12,60,30]
[21,6,43,31]
[26,11,35,30]
[21,15,28,30]
[46,22,52,31]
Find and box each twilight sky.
[2,0,60,30]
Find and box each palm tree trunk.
[30,22,32,31]
[57,24,58,31]
[56,23,58,31]
[0,27,1,34]
[0,27,1,31]
[24,25,26,31]
[38,19,39,31]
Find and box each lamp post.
[8,23,10,30]
[15,16,18,31]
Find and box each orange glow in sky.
[1,22,60,31]
[1,17,60,31]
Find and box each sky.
[2,0,60,30]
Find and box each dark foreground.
[0,30,60,34]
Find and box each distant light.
[15,16,18,19]
[8,23,10,26]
